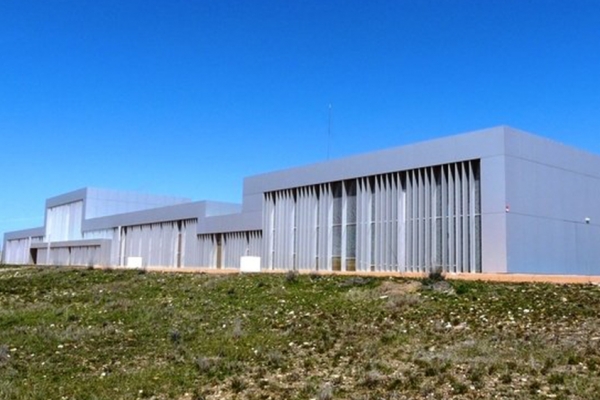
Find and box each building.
[3,126,600,275]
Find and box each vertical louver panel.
[197,234,217,268]
[263,160,481,273]
[219,231,263,269]
[46,201,83,241]
[3,238,32,264]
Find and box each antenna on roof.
[327,103,332,160]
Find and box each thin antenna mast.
[327,103,332,160]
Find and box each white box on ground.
[240,256,261,272]
[127,257,143,269]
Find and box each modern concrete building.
[3,126,600,275]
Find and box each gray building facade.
[3,126,600,275]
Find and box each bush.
[285,270,299,284]
[427,267,445,282]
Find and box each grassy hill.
[1,266,599,399]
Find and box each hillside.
[1,266,599,399]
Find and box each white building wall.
[46,201,83,241]
[196,234,217,268]
[83,229,114,240]
[122,222,179,267]
[263,160,481,273]
[70,246,102,266]
[221,231,262,269]
[505,151,600,275]
[3,237,42,264]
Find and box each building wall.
[46,201,83,241]
[478,156,508,273]
[37,246,103,267]
[3,236,43,264]
[114,219,262,269]
[503,131,600,274]
[5,126,600,275]
[84,187,191,219]
[33,239,111,267]
[262,160,482,273]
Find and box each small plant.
[0,345,9,367]
[427,267,445,283]
[317,382,333,400]
[191,389,206,400]
[195,357,213,373]
[586,359,597,372]
[169,329,182,344]
[362,369,384,388]
[405,371,422,390]
[567,353,582,365]
[285,269,299,283]
[547,373,565,385]
[309,271,321,281]
[541,357,555,375]
[232,318,243,339]
[528,379,542,394]
[266,350,284,368]
[230,376,246,393]
[467,364,485,383]
[500,373,512,384]
[453,281,470,295]
[453,382,469,394]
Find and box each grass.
[1,266,600,399]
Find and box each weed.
[232,318,243,339]
[467,364,485,383]
[285,269,299,283]
[528,379,542,394]
[362,369,385,388]
[191,389,206,400]
[309,271,322,281]
[567,353,582,365]
[317,382,334,400]
[452,382,469,394]
[586,358,597,372]
[426,267,445,283]
[170,329,182,344]
[405,372,422,390]
[547,373,565,385]
[195,356,213,373]
[500,373,512,384]
[230,376,246,393]
[0,345,9,367]
[453,281,470,295]
[266,350,284,368]
[541,357,555,375]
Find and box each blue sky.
[1,0,600,240]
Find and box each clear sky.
[1,0,600,241]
